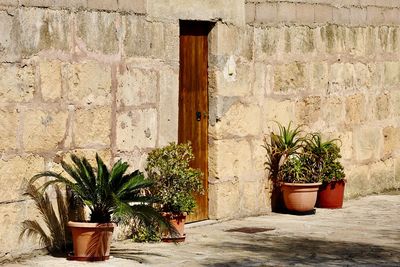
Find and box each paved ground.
[4,194,400,266]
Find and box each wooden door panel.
[179,21,211,222]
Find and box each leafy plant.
[263,122,305,183]
[29,154,170,230]
[145,142,203,214]
[131,219,161,243]
[304,133,345,183]
[19,183,71,255]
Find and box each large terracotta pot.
[161,212,186,242]
[316,180,346,209]
[67,221,115,261]
[282,182,322,212]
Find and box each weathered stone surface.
[87,0,117,11]
[245,2,255,24]
[74,107,111,147]
[209,139,252,181]
[255,2,277,24]
[354,62,370,89]
[24,109,68,152]
[295,96,321,124]
[311,62,328,93]
[254,27,280,59]
[147,0,245,26]
[346,27,366,56]
[345,94,366,124]
[116,109,157,151]
[383,61,400,86]
[277,2,296,23]
[395,157,400,186]
[123,16,164,59]
[263,99,294,131]
[350,7,367,25]
[296,4,314,24]
[214,103,261,138]
[39,61,62,101]
[274,62,307,92]
[164,22,179,62]
[76,11,119,54]
[369,160,395,192]
[208,179,240,219]
[67,61,112,106]
[345,165,370,198]
[118,0,147,14]
[17,8,70,56]
[0,64,35,103]
[0,201,41,261]
[158,67,178,146]
[383,126,400,157]
[322,96,344,124]
[251,139,266,174]
[0,11,18,61]
[0,155,44,202]
[0,109,18,151]
[390,90,400,116]
[320,25,346,54]
[314,4,333,24]
[0,0,17,6]
[353,126,382,162]
[329,63,354,93]
[375,92,390,120]
[215,60,252,97]
[239,180,268,216]
[287,26,316,54]
[117,66,158,107]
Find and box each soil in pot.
[316,180,345,209]
[67,222,115,261]
[282,182,321,213]
[161,212,186,242]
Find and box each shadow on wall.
[202,234,400,266]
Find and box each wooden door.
[179,21,211,222]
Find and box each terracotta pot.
[281,182,322,212]
[67,221,115,261]
[316,180,346,209]
[161,212,186,242]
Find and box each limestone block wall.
[239,0,400,201]
[1,0,400,261]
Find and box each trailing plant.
[145,142,203,214]
[29,154,171,231]
[19,183,71,255]
[263,122,305,183]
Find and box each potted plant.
[305,133,346,209]
[263,122,305,212]
[280,153,322,212]
[30,153,169,261]
[145,142,203,242]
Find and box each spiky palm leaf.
[30,154,173,234]
[263,122,305,183]
[20,183,70,254]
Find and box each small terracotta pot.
[161,212,186,242]
[316,180,346,209]
[281,182,322,212]
[67,221,115,261]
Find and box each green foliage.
[145,142,203,214]
[131,219,161,243]
[263,122,305,183]
[304,133,345,183]
[264,123,345,184]
[19,183,71,255]
[30,154,168,231]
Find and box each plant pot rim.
[67,221,116,228]
[282,182,322,187]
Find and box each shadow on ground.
[203,234,400,266]
[111,247,165,264]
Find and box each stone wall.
[1,0,400,261]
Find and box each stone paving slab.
[4,194,400,266]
